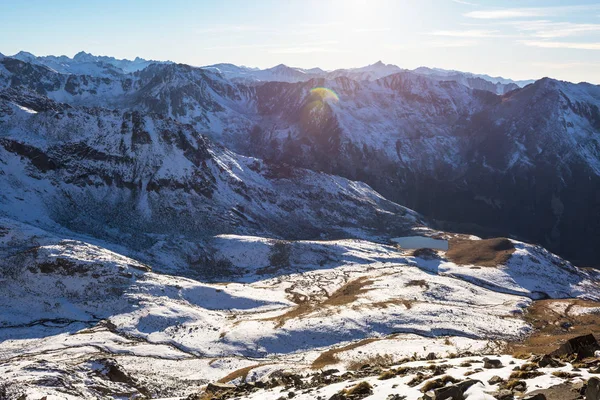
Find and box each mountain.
[245,73,600,266]
[412,66,535,89]
[326,60,404,81]
[2,54,600,266]
[10,50,170,77]
[0,86,420,275]
[203,62,323,83]
[2,51,600,399]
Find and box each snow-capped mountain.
[0,87,421,275]
[326,60,404,81]
[412,66,534,89]
[245,73,600,267]
[2,50,600,400]
[10,50,170,77]
[2,53,600,266]
[203,62,324,84]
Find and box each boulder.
[587,377,600,400]
[551,334,600,359]
[537,355,565,368]
[456,379,481,393]
[483,357,503,369]
[423,385,462,400]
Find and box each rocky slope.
[1,51,600,399]
[0,88,424,276]
[3,53,600,267]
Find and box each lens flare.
[309,87,339,103]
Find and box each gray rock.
[587,377,600,400]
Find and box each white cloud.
[520,40,600,50]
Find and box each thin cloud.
[354,27,391,33]
[451,0,478,6]
[385,39,478,50]
[429,29,503,38]
[196,25,274,34]
[514,21,600,38]
[520,40,600,50]
[268,46,337,54]
[465,5,600,19]
[531,61,600,69]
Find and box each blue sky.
[1,0,599,83]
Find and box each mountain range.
[2,51,598,266]
[1,50,600,399]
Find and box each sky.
[1,0,599,83]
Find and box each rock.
[587,377,600,400]
[426,352,437,360]
[488,375,504,385]
[206,382,236,393]
[494,390,514,400]
[551,334,600,359]
[386,395,406,400]
[423,385,462,400]
[322,369,340,376]
[522,395,546,400]
[288,391,296,398]
[456,379,481,393]
[538,355,565,368]
[483,357,503,369]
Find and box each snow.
[1,217,599,397]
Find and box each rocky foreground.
[188,335,600,400]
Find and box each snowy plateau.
[0,51,600,400]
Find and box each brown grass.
[509,371,544,380]
[322,277,374,307]
[446,237,515,267]
[217,364,265,383]
[507,299,600,355]
[266,277,374,328]
[311,338,380,369]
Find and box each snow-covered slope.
[1,219,599,398]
